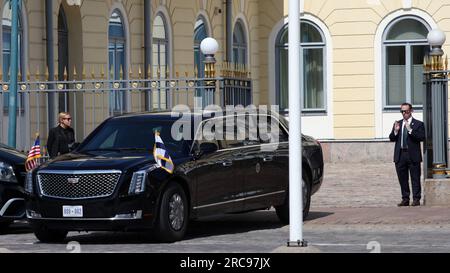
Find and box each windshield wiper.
[81,148,122,153]
[81,148,150,153]
[116,148,151,152]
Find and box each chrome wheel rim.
[168,193,185,231]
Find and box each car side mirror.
[69,142,80,152]
[201,142,218,154]
[194,142,218,159]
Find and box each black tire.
[33,226,68,243]
[275,173,312,225]
[155,183,189,243]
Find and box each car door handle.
[216,160,233,167]
[221,160,233,167]
[263,155,274,162]
[233,152,243,158]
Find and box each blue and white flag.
[153,131,174,174]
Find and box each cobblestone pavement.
[312,163,424,208]
[2,208,450,253]
[1,163,449,253]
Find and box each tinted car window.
[236,115,260,146]
[79,120,189,158]
[223,115,244,149]
[195,117,223,150]
[195,116,240,150]
[260,115,289,143]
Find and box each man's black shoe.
[412,200,420,206]
[397,200,409,206]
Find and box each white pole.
[288,0,304,245]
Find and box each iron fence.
[0,66,252,152]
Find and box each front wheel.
[275,174,312,225]
[154,183,189,243]
[33,226,68,243]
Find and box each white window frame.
[374,9,436,138]
[268,14,333,140]
[382,15,431,111]
[275,20,327,114]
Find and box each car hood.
[0,146,27,164]
[38,152,157,172]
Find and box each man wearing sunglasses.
[46,112,75,158]
[389,103,425,207]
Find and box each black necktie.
[402,123,408,149]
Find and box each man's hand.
[394,121,400,134]
[405,121,412,132]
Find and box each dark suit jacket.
[47,125,75,158]
[389,118,425,163]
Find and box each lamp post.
[200,37,219,108]
[8,0,19,148]
[288,0,305,247]
[426,29,448,178]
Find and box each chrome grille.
[38,171,122,200]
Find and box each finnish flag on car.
[153,131,174,174]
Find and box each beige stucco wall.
[277,0,450,139]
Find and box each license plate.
[63,206,83,218]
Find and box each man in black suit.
[389,103,425,207]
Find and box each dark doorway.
[58,5,69,113]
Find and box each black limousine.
[0,144,27,230]
[26,111,324,242]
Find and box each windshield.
[79,119,189,158]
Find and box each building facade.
[2,0,450,154]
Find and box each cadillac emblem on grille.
[67,177,80,184]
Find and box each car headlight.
[0,162,17,183]
[25,171,33,193]
[128,165,158,195]
[128,170,147,195]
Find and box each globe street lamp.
[199,37,219,108]
[428,29,446,56]
[200,37,219,78]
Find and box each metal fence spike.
[91,65,95,79]
[446,55,448,71]
[64,66,68,81]
[82,65,86,80]
[36,66,40,81]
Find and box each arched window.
[276,20,326,112]
[108,9,126,113]
[152,13,169,109]
[233,21,247,65]
[383,17,430,108]
[2,0,25,111]
[194,17,208,78]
